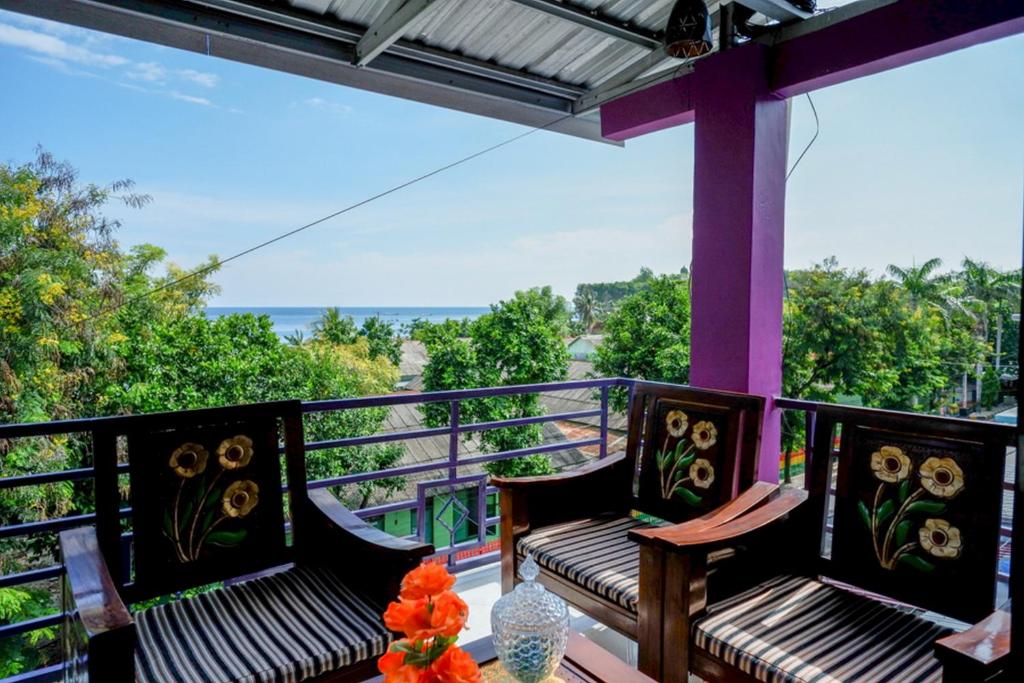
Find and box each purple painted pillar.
[689,44,788,483]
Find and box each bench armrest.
[309,488,432,557]
[60,526,135,681]
[935,600,1011,680]
[671,481,779,534]
[630,488,808,550]
[60,526,132,637]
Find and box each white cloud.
[0,23,127,67]
[0,16,222,108]
[126,61,167,82]
[179,68,218,88]
[127,62,219,88]
[301,97,353,116]
[169,91,214,107]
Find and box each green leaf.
[857,500,871,530]
[894,520,913,548]
[876,499,895,526]
[655,449,668,471]
[898,554,936,573]
[199,489,222,531]
[162,510,174,538]
[677,453,696,470]
[906,500,946,515]
[898,480,910,503]
[674,487,702,507]
[206,529,247,547]
[179,495,195,532]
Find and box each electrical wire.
[786,93,819,181]
[86,61,698,324]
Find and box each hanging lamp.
[664,0,713,59]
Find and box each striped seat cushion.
[517,514,654,612]
[692,575,958,683]
[135,565,390,683]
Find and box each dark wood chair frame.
[60,400,433,682]
[632,404,1015,683]
[493,381,769,681]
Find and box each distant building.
[566,335,603,360]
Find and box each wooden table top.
[464,632,656,683]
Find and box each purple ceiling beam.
[600,75,695,141]
[772,0,1024,97]
[601,0,1024,141]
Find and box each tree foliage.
[419,288,570,477]
[594,275,691,411]
[311,308,403,366]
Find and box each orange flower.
[383,597,433,638]
[429,591,469,639]
[378,648,423,683]
[400,562,456,601]
[430,646,481,683]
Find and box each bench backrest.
[626,381,764,523]
[92,400,306,601]
[809,405,1010,623]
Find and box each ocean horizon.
[206,306,489,338]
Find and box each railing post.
[599,386,609,459]
[804,410,816,486]
[448,400,460,480]
[447,400,460,570]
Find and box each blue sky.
[0,9,1022,306]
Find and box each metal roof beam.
[0,0,610,142]
[735,0,811,23]
[355,0,439,67]
[505,0,663,50]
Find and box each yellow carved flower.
[869,446,911,483]
[169,443,208,479]
[691,421,718,450]
[665,410,689,437]
[689,458,715,490]
[919,457,964,498]
[918,518,962,559]
[223,480,259,518]
[217,435,254,470]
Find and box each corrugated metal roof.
[312,0,701,90]
[11,0,844,143]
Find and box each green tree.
[311,309,402,365]
[419,289,570,476]
[573,286,599,333]
[885,258,947,311]
[359,315,402,366]
[311,307,358,345]
[594,275,691,411]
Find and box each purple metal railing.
[0,376,631,682]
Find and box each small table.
[464,632,656,683]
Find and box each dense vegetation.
[416,287,571,477]
[0,152,403,675]
[592,258,1019,456]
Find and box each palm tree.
[311,307,358,345]
[885,258,945,310]
[959,258,1018,342]
[573,287,599,333]
[886,258,974,324]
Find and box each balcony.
[0,378,1016,682]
